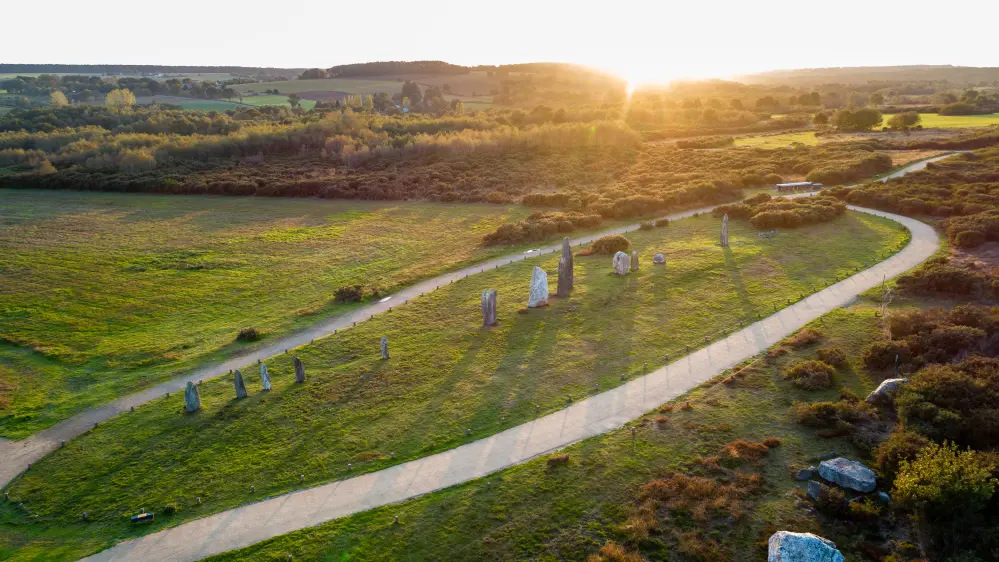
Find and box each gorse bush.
[333,285,364,303]
[782,359,835,390]
[714,195,846,230]
[588,234,630,255]
[482,211,602,245]
[235,327,262,342]
[894,441,997,516]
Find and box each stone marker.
[381,336,389,359]
[818,457,876,492]
[653,253,666,265]
[768,531,844,562]
[184,381,201,413]
[233,370,248,399]
[527,266,549,308]
[806,480,823,500]
[260,363,272,391]
[630,251,639,271]
[612,251,630,275]
[293,356,306,383]
[481,289,498,326]
[557,237,574,296]
[865,378,908,405]
[720,214,729,247]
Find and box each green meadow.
[0,191,544,438]
[0,211,907,560]
[734,131,819,149]
[915,112,999,128]
[204,304,889,562]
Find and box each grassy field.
[231,78,403,96]
[0,191,548,439]
[240,94,316,110]
[915,112,999,128]
[734,131,819,149]
[134,96,248,111]
[201,303,890,562]
[0,212,907,560]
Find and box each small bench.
[131,512,155,524]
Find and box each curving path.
[78,204,939,561]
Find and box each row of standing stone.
[183,356,307,412]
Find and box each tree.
[813,112,829,125]
[287,93,301,108]
[401,81,422,104]
[363,94,374,111]
[870,93,885,105]
[49,91,69,107]
[451,99,464,114]
[105,88,136,109]
[729,98,744,110]
[755,96,779,110]
[887,111,921,131]
[830,107,882,131]
[15,96,31,108]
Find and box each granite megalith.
[527,266,549,308]
[233,370,248,399]
[818,457,877,492]
[260,363,271,391]
[720,214,729,247]
[293,356,306,383]
[768,531,844,562]
[481,289,498,326]
[184,381,201,413]
[612,251,630,275]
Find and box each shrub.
[783,360,835,390]
[547,453,570,468]
[719,439,771,466]
[639,221,655,231]
[162,504,179,516]
[816,346,847,366]
[873,429,931,482]
[334,285,364,303]
[587,542,644,562]
[863,339,912,371]
[763,437,782,448]
[654,217,670,227]
[589,234,630,255]
[792,398,874,429]
[236,327,262,342]
[787,328,823,348]
[954,229,986,249]
[894,442,997,516]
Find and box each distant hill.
[739,65,999,86]
[0,64,303,78]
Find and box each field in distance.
[0,191,549,439]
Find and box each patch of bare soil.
[951,241,999,271]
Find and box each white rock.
[768,531,844,562]
[818,457,877,492]
[653,253,666,265]
[865,378,908,405]
[612,251,630,275]
[527,266,549,308]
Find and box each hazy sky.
[7,0,999,84]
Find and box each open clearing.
[201,303,892,562]
[240,94,316,110]
[231,78,403,96]
[734,131,819,149]
[913,112,999,128]
[0,212,906,560]
[0,191,545,439]
[134,96,247,111]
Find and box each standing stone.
[184,381,201,413]
[557,237,574,296]
[527,266,549,308]
[768,531,844,562]
[293,356,306,383]
[612,251,630,275]
[260,363,271,391]
[653,253,666,265]
[720,214,729,247]
[381,336,389,360]
[630,251,639,272]
[233,370,248,399]
[481,289,498,326]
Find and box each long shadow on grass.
[722,247,757,321]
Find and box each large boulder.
[612,251,630,275]
[527,266,549,308]
[768,531,844,562]
[865,378,908,405]
[818,457,877,492]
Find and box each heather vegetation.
[713,193,847,229]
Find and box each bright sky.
[7,0,999,85]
